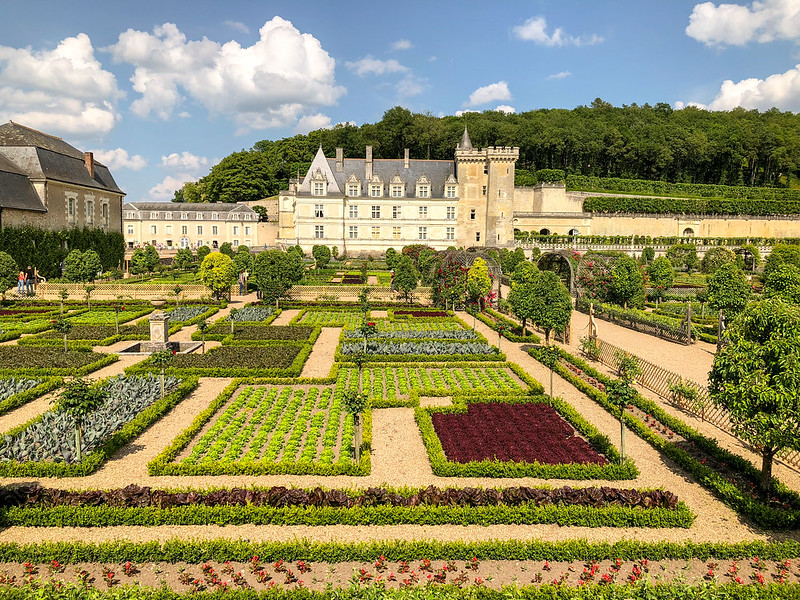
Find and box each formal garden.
[0,242,796,598]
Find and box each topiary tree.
[0,252,18,301]
[196,245,211,264]
[605,379,637,464]
[647,256,674,303]
[394,255,418,302]
[129,248,148,276]
[312,245,331,269]
[172,248,194,270]
[641,246,655,264]
[63,250,84,282]
[707,263,751,321]
[709,298,800,500]
[466,257,492,310]
[701,247,737,275]
[219,242,234,257]
[506,261,539,335]
[56,378,107,462]
[385,247,399,270]
[666,243,699,273]
[82,250,102,282]
[144,245,160,272]
[608,254,645,309]
[764,264,800,304]
[233,250,253,276]
[252,250,293,306]
[764,244,800,279]
[83,283,96,308]
[285,248,305,284]
[199,252,236,301]
[528,270,573,344]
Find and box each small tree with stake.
[55,378,107,463]
[605,379,637,464]
[150,349,174,399]
[83,284,96,309]
[111,303,125,335]
[59,288,69,316]
[343,389,367,463]
[197,319,208,354]
[539,345,561,398]
[228,308,238,335]
[173,285,183,307]
[51,318,73,353]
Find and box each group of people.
[16,266,37,296]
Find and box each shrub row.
[583,195,800,216]
[0,378,198,478]
[528,346,800,529]
[471,308,542,343]
[416,394,637,480]
[193,325,316,343]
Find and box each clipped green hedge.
[416,394,638,480]
[470,308,542,343]
[148,379,370,477]
[0,378,198,478]
[583,195,800,216]
[193,325,317,343]
[528,346,800,530]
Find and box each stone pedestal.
[141,310,170,353]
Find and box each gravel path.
[272,310,300,325]
[300,328,340,379]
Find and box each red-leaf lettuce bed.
[394,310,449,318]
[341,275,364,284]
[416,395,637,480]
[0,483,692,528]
[432,403,608,465]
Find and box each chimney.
[335,147,343,172]
[404,148,409,169]
[365,145,373,180]
[84,152,95,178]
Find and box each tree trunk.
[75,423,82,462]
[522,318,527,336]
[544,330,551,345]
[160,368,165,399]
[761,448,775,502]
[63,334,68,353]
[619,416,626,463]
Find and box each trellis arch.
[536,250,577,295]
[574,251,628,301]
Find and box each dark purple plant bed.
[432,403,608,465]
[341,275,365,285]
[395,310,449,318]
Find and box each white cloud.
[391,39,413,50]
[0,33,120,137]
[513,16,603,47]
[686,0,800,47]
[294,113,332,134]
[224,20,250,35]
[108,17,345,133]
[396,75,425,97]
[92,148,147,171]
[455,109,478,116]
[494,105,516,114]
[547,71,572,80]
[345,56,408,76]
[149,174,194,200]
[697,64,800,110]
[466,81,512,106]
[161,151,209,171]
[178,111,191,118]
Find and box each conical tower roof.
[458,126,473,150]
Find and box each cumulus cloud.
[686,0,800,47]
[345,56,408,76]
[161,151,209,171]
[547,71,572,80]
[455,109,478,116]
[224,20,250,35]
[92,148,147,171]
[494,105,516,114]
[466,81,511,106]
[149,174,194,200]
[108,17,345,133]
[0,33,120,137]
[513,16,603,47]
[396,75,425,97]
[693,64,800,111]
[294,113,332,134]
[391,39,413,50]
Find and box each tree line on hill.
[173,102,800,204]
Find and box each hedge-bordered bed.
[0,347,117,377]
[416,394,637,479]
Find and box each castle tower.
[454,127,518,247]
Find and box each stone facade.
[0,122,123,233]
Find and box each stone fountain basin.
[118,341,202,355]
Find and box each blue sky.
[2,0,799,202]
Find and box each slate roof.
[331,158,455,198]
[0,155,46,212]
[125,202,254,213]
[0,121,124,195]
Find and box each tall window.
[314,225,325,239]
[392,206,401,219]
[371,205,381,219]
[418,206,428,219]
[445,185,456,198]
[446,207,455,220]
[418,226,427,240]
[348,183,359,196]
[349,226,358,239]
[371,226,380,239]
[446,227,455,240]
[349,205,358,218]
[150,225,157,235]
[212,226,218,235]
[196,213,203,220]
[233,226,239,235]
[475,232,481,242]
[314,204,324,218]
[313,182,325,196]
[245,226,251,235]
[166,225,173,234]
[86,200,94,225]
[126,225,134,235]
[181,226,188,235]
[370,184,382,197]
[417,185,429,198]
[392,227,401,240]
[197,226,203,235]
[470,209,476,220]
[102,203,109,227]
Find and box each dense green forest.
[173,101,800,204]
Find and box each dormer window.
[150,212,159,219]
[212,213,219,220]
[391,184,404,198]
[313,182,325,196]
[417,185,430,198]
[165,212,172,220]
[369,184,382,197]
[196,213,203,220]
[445,184,457,198]
[181,212,188,220]
[348,183,360,196]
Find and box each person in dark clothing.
[25,266,34,295]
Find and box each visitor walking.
[238,270,249,295]
[17,270,25,296]
[25,266,34,295]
